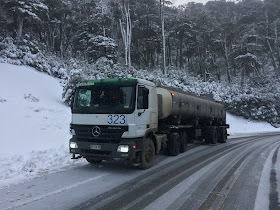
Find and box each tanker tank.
[157,87,226,125]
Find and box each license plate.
[90,145,101,150]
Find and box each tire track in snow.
[269,145,280,209]
[165,136,278,210]
[72,137,261,210]
[5,173,108,210]
[197,142,272,210]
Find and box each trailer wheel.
[219,127,227,143]
[210,127,218,144]
[168,133,181,156]
[180,131,188,153]
[205,127,218,144]
[86,158,103,164]
[187,129,195,143]
[140,138,155,169]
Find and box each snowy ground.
[0,63,279,189]
[227,113,280,137]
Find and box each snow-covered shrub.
[86,35,117,64]
[0,36,68,79]
[24,94,39,102]
[43,55,68,80]
[226,94,279,125]
[62,68,86,105]
[0,37,23,64]
[218,76,280,127]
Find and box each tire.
[205,137,211,144]
[140,138,155,169]
[86,157,103,164]
[219,127,227,143]
[168,133,181,156]
[204,129,211,144]
[180,131,188,153]
[205,127,218,144]
[187,129,195,143]
[210,127,218,144]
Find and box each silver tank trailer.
[157,87,226,123]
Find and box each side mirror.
[70,95,74,110]
[70,102,73,110]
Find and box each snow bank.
[0,63,83,188]
[0,63,279,188]
[0,63,70,155]
[227,113,280,137]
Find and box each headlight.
[70,142,78,149]
[117,145,129,153]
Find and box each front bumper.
[69,136,140,159]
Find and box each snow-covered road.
[0,133,279,210]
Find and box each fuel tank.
[157,87,226,123]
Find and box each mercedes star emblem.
[92,126,101,137]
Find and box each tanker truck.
[69,78,229,169]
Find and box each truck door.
[136,85,150,137]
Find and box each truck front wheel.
[140,138,155,169]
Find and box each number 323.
[108,114,126,124]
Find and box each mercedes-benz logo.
[92,126,101,137]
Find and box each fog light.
[117,145,129,153]
[70,142,78,149]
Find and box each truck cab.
[69,78,158,168]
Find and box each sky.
[173,0,210,6]
[172,0,237,6]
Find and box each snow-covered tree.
[1,0,48,42]
[119,0,132,68]
[86,35,117,63]
[160,0,166,74]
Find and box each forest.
[0,0,280,127]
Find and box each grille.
[72,124,128,143]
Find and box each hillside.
[0,63,279,188]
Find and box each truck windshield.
[72,85,136,114]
